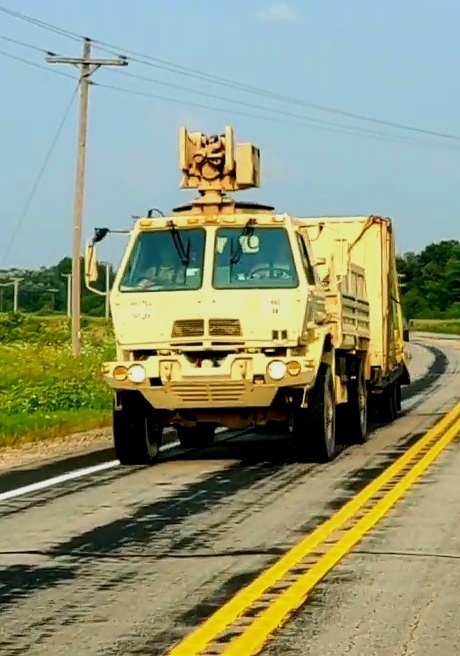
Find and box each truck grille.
[209,318,242,337]
[171,319,204,338]
[169,381,246,405]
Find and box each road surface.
[0,334,458,656]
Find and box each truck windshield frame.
[118,227,206,293]
[212,226,300,290]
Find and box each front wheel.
[292,363,336,463]
[113,393,163,465]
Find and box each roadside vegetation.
[0,313,114,448]
[397,240,460,321]
[410,319,460,336]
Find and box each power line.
[0,32,51,53]
[94,81,460,153]
[1,3,459,143]
[2,35,452,151]
[86,49,460,143]
[109,69,460,150]
[1,29,459,153]
[0,4,81,42]
[1,83,79,265]
[0,48,76,78]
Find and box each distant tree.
[0,257,114,316]
[397,239,460,319]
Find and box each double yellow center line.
[166,401,460,656]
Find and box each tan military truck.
[84,126,410,465]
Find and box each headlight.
[127,364,146,383]
[267,360,287,380]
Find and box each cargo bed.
[296,215,410,386]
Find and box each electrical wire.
[0,47,76,78]
[96,45,460,142]
[94,81,460,152]
[3,36,454,151]
[108,69,460,150]
[0,4,81,42]
[0,32,51,53]
[1,3,459,143]
[1,36,458,152]
[2,36,457,152]
[1,83,79,265]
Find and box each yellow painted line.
[222,414,460,656]
[165,402,460,656]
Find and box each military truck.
[84,126,410,466]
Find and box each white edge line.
[0,427,229,503]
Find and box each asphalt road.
[0,334,458,656]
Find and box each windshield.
[119,227,205,292]
[212,226,299,289]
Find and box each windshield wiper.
[229,218,256,266]
[167,220,190,284]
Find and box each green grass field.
[411,319,460,335]
[0,314,115,449]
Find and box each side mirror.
[84,241,99,283]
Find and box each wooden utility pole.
[12,277,22,313]
[46,39,127,355]
[0,278,22,312]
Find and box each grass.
[411,318,460,336]
[0,313,115,449]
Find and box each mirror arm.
[85,282,107,297]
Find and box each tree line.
[396,239,459,319]
[0,240,458,319]
[0,256,113,317]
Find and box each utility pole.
[11,277,22,313]
[62,273,72,317]
[46,39,128,355]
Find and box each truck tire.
[113,395,163,465]
[343,361,369,444]
[380,381,397,423]
[395,379,402,413]
[292,363,336,463]
[176,424,216,450]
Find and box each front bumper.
[101,353,315,410]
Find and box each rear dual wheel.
[341,360,369,445]
[373,379,401,424]
[381,379,401,423]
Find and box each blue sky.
[0,0,459,269]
